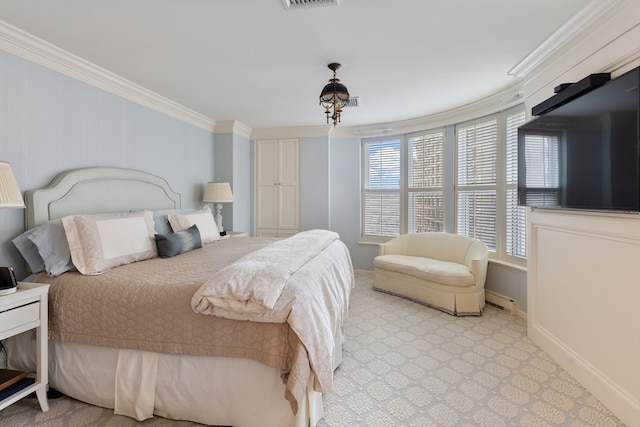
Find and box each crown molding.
[249,82,524,140]
[214,120,252,139]
[0,21,216,132]
[250,125,333,140]
[508,0,620,78]
[330,82,524,139]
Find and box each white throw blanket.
[191,229,340,321]
[191,229,354,402]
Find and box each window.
[456,119,498,250]
[362,138,401,240]
[408,130,444,233]
[361,105,527,265]
[506,111,527,258]
[519,133,560,206]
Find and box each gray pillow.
[12,228,46,274]
[12,220,74,276]
[155,225,202,258]
[29,220,75,276]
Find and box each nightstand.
[227,231,248,237]
[0,282,50,412]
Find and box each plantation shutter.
[506,111,527,258]
[456,119,497,250]
[521,133,560,206]
[363,139,401,238]
[408,130,445,232]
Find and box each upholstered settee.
[373,232,489,316]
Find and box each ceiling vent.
[282,0,339,10]
[345,96,359,107]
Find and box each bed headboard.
[25,167,181,229]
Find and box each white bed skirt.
[6,332,343,427]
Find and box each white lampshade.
[203,182,234,203]
[0,161,25,208]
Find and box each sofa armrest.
[378,243,387,256]
[470,258,488,289]
[378,241,397,255]
[377,235,409,256]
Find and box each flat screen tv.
[518,66,639,212]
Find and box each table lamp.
[0,161,25,295]
[202,182,233,233]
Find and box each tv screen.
[518,66,639,212]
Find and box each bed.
[5,167,354,427]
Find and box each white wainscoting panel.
[528,208,640,427]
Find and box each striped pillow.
[155,225,202,258]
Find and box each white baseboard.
[529,324,640,427]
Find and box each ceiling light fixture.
[319,63,350,126]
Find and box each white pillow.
[167,205,221,244]
[152,208,194,235]
[62,211,157,275]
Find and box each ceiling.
[0,0,590,130]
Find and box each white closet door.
[256,139,299,237]
[277,139,299,234]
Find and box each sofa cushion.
[374,254,475,287]
[405,233,473,265]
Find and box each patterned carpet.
[1,273,624,426]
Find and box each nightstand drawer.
[0,301,39,333]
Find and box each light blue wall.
[214,132,252,234]
[486,262,527,312]
[231,133,252,235]
[0,51,215,279]
[297,135,377,270]
[328,137,378,270]
[300,137,330,231]
[213,133,233,232]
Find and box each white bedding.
[193,229,341,317]
[6,331,342,426]
[192,230,353,405]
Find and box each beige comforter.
[192,230,354,403]
[32,234,354,414]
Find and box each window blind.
[506,112,524,186]
[363,139,401,238]
[522,133,560,205]
[457,190,497,249]
[408,131,444,232]
[457,121,497,186]
[456,120,497,249]
[506,111,527,258]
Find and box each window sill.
[358,240,381,246]
[488,258,527,272]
